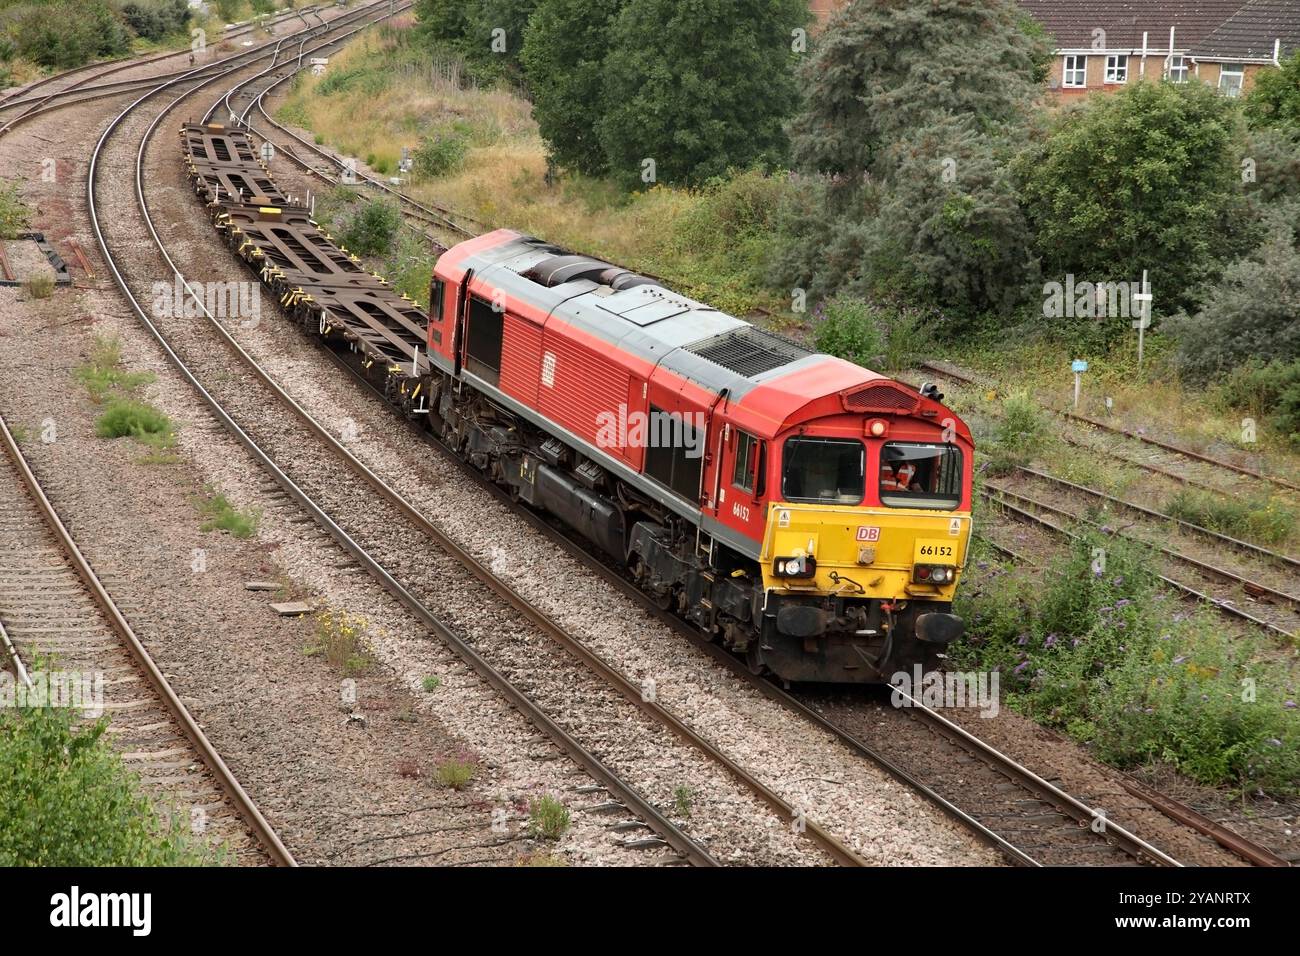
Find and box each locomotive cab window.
[732,430,758,495]
[782,437,864,505]
[879,443,963,509]
[465,294,504,386]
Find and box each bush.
[119,0,191,42]
[1168,208,1300,382]
[339,200,401,257]
[0,703,210,865]
[811,295,936,374]
[812,296,882,369]
[1019,80,1246,322]
[411,125,470,179]
[987,390,1050,473]
[22,274,53,299]
[1165,488,1296,545]
[1244,51,1300,132]
[1215,359,1300,448]
[955,532,1300,796]
[9,1,130,69]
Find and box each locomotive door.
[721,426,766,542]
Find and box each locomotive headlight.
[913,564,955,585]
[774,556,817,579]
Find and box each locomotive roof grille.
[684,327,811,378]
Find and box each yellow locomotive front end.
[749,424,973,683]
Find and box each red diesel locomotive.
[424,229,974,684]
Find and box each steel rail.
[1015,462,1300,567]
[913,360,1300,497]
[986,483,1299,633]
[0,414,296,865]
[891,685,1183,867]
[158,50,871,868]
[87,5,724,869]
[0,6,319,111]
[980,489,1294,639]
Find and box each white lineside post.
[1133,270,1152,369]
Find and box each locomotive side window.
[732,430,757,494]
[465,294,504,386]
[879,443,963,509]
[429,278,445,323]
[644,405,704,503]
[782,437,864,505]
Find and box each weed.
[196,490,259,539]
[434,752,477,790]
[75,336,155,403]
[306,609,374,675]
[1165,489,1295,546]
[527,794,570,841]
[673,785,693,818]
[95,398,175,446]
[22,274,53,299]
[515,851,566,867]
[421,675,441,692]
[0,180,30,239]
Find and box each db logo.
[856,526,880,542]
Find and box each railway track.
[84,0,856,867]
[307,333,1257,868]
[66,19,1285,868]
[0,414,293,866]
[158,95,1279,865]
[915,360,1300,500]
[0,6,340,139]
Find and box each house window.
[1219,65,1244,97]
[1105,54,1128,83]
[1166,54,1188,83]
[1063,54,1087,88]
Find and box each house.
[1189,0,1300,96]
[810,1,1299,97]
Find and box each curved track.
[83,0,861,868]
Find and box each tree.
[414,0,537,84]
[596,0,807,188]
[521,0,626,175]
[1244,51,1300,132]
[778,0,1047,318]
[1167,205,1300,383]
[1019,80,1246,318]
